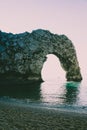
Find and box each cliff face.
[0,29,82,81]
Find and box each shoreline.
[0,102,87,130]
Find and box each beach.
[0,102,87,130]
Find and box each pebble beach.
[0,102,87,130]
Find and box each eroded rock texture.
[0,29,82,81]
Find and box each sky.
[41,54,66,81]
[0,0,87,40]
[0,0,87,80]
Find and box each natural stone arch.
[29,49,82,82]
[0,29,82,81]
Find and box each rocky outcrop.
[0,29,82,81]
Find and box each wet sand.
[0,102,87,130]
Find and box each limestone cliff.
[0,29,82,81]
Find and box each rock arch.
[0,29,82,81]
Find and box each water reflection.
[0,80,81,106]
[40,81,65,104]
[40,81,80,105]
[0,81,41,101]
[63,82,80,104]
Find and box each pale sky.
[0,0,87,44]
[0,0,87,80]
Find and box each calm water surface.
[0,78,87,112]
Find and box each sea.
[0,43,87,113]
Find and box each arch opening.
[41,54,66,82]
